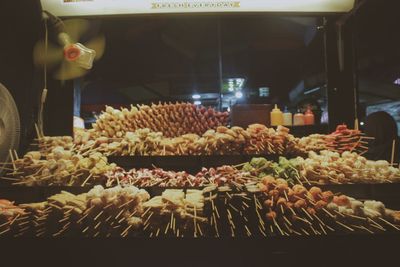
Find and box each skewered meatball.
[333,195,350,207]
[294,199,307,209]
[321,191,334,203]
[309,187,322,200]
[306,207,316,216]
[264,199,273,209]
[315,200,328,210]
[265,211,277,222]
[268,189,280,199]
[277,197,287,206]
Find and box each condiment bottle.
[282,106,292,126]
[304,106,315,125]
[270,104,283,126]
[293,110,305,126]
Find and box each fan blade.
[63,19,90,43]
[33,40,63,67]
[54,61,87,80]
[0,83,20,174]
[84,35,106,60]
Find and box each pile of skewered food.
[244,124,293,155]
[73,125,295,156]
[9,185,150,237]
[0,186,209,238]
[188,126,250,155]
[90,102,229,138]
[0,199,29,237]
[37,136,74,154]
[104,165,257,188]
[288,124,370,157]
[327,124,370,154]
[287,134,330,156]
[0,199,26,225]
[142,189,208,237]
[195,165,257,188]
[2,148,117,186]
[296,150,400,184]
[104,167,209,187]
[241,152,400,185]
[39,124,370,158]
[245,177,400,236]
[1,180,400,237]
[241,157,299,186]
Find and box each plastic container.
[304,106,315,125]
[270,104,283,126]
[282,106,292,126]
[293,110,305,126]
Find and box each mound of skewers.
[37,136,75,154]
[141,189,208,237]
[241,151,400,185]
[73,124,369,157]
[297,150,400,184]
[1,147,117,186]
[90,102,229,138]
[288,124,371,157]
[73,125,295,156]
[0,186,209,238]
[38,123,370,158]
[245,177,400,236]
[104,165,259,188]
[1,180,400,237]
[4,149,399,187]
[0,199,29,237]
[104,167,209,187]
[328,124,370,154]
[196,165,257,188]
[5,185,150,237]
[242,157,299,186]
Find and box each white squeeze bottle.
[282,106,292,126]
[293,110,305,126]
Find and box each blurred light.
[259,87,270,97]
[228,87,234,92]
[360,121,364,126]
[304,87,321,95]
[227,106,231,112]
[236,78,244,86]
[235,91,243,99]
[194,100,201,105]
[192,94,201,99]
[394,78,400,85]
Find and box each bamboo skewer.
[368,218,386,231]
[81,173,93,187]
[391,139,396,166]
[8,150,16,171]
[336,221,354,232]
[378,217,400,230]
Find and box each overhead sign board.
[41,0,355,17]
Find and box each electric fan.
[33,15,105,80]
[0,83,20,175]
